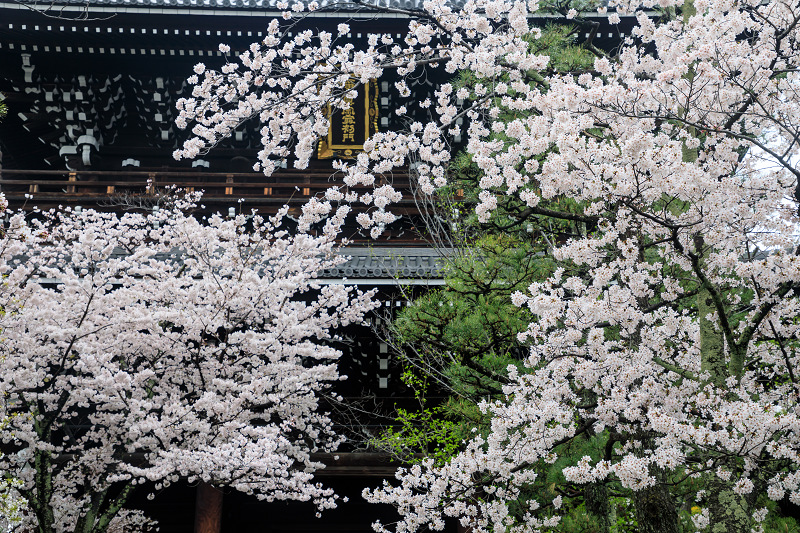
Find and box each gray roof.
[324,247,446,279]
[7,0,453,11]
[18,246,447,286]
[1,0,623,12]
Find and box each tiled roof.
[22,0,462,11]
[324,247,447,279]
[19,246,447,284]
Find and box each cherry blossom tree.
[0,446,26,530]
[0,94,28,533]
[0,196,376,533]
[175,0,800,530]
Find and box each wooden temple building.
[0,1,625,531]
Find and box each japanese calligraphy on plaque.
[318,78,379,159]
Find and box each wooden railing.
[0,168,415,209]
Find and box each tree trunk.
[194,482,223,533]
[706,478,751,533]
[584,482,611,533]
[698,284,726,389]
[33,448,55,533]
[632,482,679,533]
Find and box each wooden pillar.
[67,172,77,193]
[194,482,223,533]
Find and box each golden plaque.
[318,78,379,159]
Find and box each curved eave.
[0,1,636,18]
